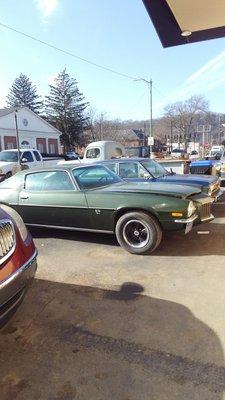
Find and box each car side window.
[22,151,34,162]
[119,162,139,178]
[25,171,75,191]
[33,151,42,161]
[106,163,117,173]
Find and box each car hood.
[93,181,201,199]
[160,173,218,187]
[0,161,15,167]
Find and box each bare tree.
[164,95,209,150]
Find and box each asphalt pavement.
[1,196,225,399]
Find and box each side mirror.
[21,157,28,163]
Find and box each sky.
[1,0,225,121]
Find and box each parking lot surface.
[1,197,225,399]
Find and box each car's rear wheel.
[115,211,162,255]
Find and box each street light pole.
[14,110,21,167]
[134,78,153,157]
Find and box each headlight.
[187,200,196,217]
[215,165,221,171]
[0,204,28,241]
[208,184,213,195]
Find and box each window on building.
[22,151,34,162]
[6,142,15,150]
[37,143,44,153]
[21,140,30,148]
[25,171,75,191]
[50,143,56,154]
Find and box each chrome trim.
[18,204,88,209]
[200,214,214,223]
[174,214,198,224]
[26,223,113,234]
[0,219,16,266]
[0,249,37,290]
[0,288,25,320]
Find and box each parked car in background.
[58,141,126,165]
[220,151,225,184]
[64,151,80,161]
[98,158,222,201]
[171,148,186,158]
[0,204,37,326]
[190,158,222,178]
[189,150,199,161]
[0,164,214,255]
[0,149,43,181]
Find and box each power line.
[0,21,138,81]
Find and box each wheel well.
[114,208,161,228]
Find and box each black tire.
[115,211,162,255]
[5,172,12,179]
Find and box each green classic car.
[0,164,214,255]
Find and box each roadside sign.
[148,136,154,146]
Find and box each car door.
[18,170,90,228]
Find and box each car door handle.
[20,194,29,200]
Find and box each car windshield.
[72,165,123,189]
[141,160,167,178]
[0,151,21,162]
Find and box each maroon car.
[0,204,37,326]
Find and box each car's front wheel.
[115,211,162,255]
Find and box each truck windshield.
[0,151,21,162]
[141,160,168,178]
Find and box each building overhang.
[143,0,225,48]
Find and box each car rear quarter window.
[33,151,41,161]
[25,171,75,191]
[105,163,117,173]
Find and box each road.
[1,198,225,399]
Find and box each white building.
[0,107,61,154]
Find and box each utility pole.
[14,110,21,167]
[134,78,153,157]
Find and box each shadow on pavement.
[0,279,225,399]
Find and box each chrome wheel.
[122,219,151,248]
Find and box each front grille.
[190,166,212,175]
[200,203,211,221]
[0,220,15,265]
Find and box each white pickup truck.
[0,149,44,181]
[58,141,126,166]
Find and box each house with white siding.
[0,107,61,154]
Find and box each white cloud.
[154,50,225,115]
[35,0,59,21]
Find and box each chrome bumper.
[174,214,198,224]
[0,250,37,322]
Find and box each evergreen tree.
[45,69,89,150]
[6,73,43,113]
